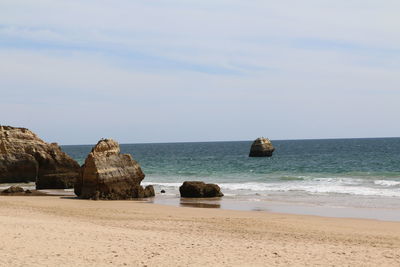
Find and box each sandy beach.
[1,196,400,266]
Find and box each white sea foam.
[221,181,400,197]
[141,182,181,188]
[374,180,400,186]
[311,177,364,185]
[142,180,400,197]
[289,185,400,197]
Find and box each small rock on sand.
[3,186,24,193]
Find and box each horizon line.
[60,136,400,146]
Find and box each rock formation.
[144,185,155,198]
[0,126,80,189]
[179,181,224,198]
[75,139,154,200]
[2,186,24,193]
[249,137,275,157]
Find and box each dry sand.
[0,196,400,266]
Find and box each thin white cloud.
[1,0,400,143]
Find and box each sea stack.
[249,137,275,157]
[0,126,80,189]
[75,138,154,200]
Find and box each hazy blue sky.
[1,1,399,144]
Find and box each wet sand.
[1,196,400,266]
[150,194,400,222]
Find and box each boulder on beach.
[179,181,224,198]
[249,137,275,157]
[0,126,80,189]
[130,184,155,199]
[75,139,153,200]
[2,186,24,194]
[144,185,155,198]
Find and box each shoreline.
[3,187,400,222]
[1,195,400,266]
[152,195,400,222]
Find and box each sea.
[59,138,400,220]
[5,138,400,220]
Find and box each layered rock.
[249,137,275,157]
[75,139,154,200]
[179,181,224,198]
[0,126,80,188]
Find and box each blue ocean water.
[62,138,400,205]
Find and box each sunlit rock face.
[75,139,154,200]
[249,137,275,157]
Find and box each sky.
[1,0,400,145]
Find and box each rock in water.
[179,181,224,198]
[0,126,80,189]
[75,139,152,200]
[249,137,275,157]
